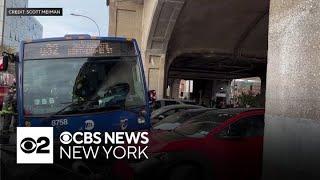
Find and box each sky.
[28,0,109,38]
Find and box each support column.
[145,53,166,98]
[263,1,320,179]
[170,79,181,99]
[108,0,143,46]
[258,72,266,108]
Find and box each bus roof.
[22,35,135,44]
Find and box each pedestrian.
[0,82,16,133]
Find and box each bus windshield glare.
[22,40,146,116]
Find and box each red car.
[133,108,265,180]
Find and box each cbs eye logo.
[20,137,50,154]
[59,131,72,144]
[17,127,53,164]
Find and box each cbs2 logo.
[20,137,50,154]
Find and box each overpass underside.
[166,0,269,82]
[168,55,266,81]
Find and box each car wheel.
[169,164,201,180]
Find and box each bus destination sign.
[23,40,136,60]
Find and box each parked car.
[153,99,199,110]
[180,100,197,105]
[151,104,203,125]
[135,108,265,180]
[153,108,213,131]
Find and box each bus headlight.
[137,116,145,124]
[25,120,31,127]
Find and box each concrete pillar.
[258,72,267,108]
[145,53,166,98]
[260,75,266,100]
[211,80,230,99]
[108,0,167,98]
[108,0,143,46]
[170,79,180,99]
[263,1,320,179]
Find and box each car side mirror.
[0,56,9,71]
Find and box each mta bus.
[11,35,150,134]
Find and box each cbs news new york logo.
[17,127,53,164]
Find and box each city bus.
[14,35,151,134]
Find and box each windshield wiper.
[43,101,83,120]
[41,101,141,120]
[43,99,98,119]
[87,104,123,112]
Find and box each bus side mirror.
[0,56,9,71]
[148,90,156,102]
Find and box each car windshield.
[153,111,186,130]
[174,121,218,138]
[157,111,185,124]
[186,110,234,124]
[174,111,235,137]
[152,105,201,118]
[23,57,146,116]
[154,109,211,130]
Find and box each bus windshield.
[23,53,146,116]
[23,39,147,116]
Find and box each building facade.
[0,0,42,87]
[0,0,43,51]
